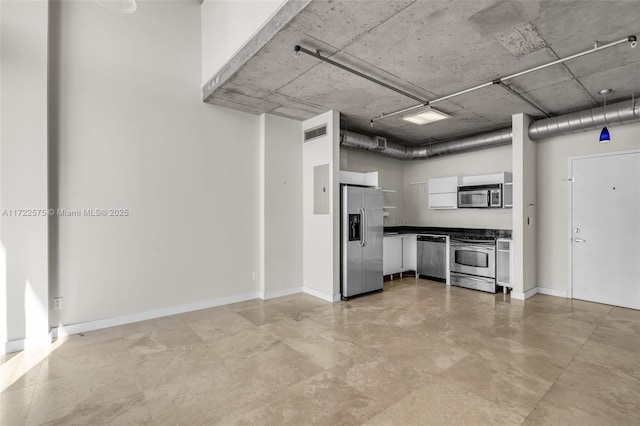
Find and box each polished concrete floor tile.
[487,337,570,383]
[37,338,133,383]
[236,304,296,326]
[126,323,204,356]
[54,326,124,352]
[524,383,640,426]
[438,352,554,418]
[364,377,525,425]
[330,354,433,408]
[0,384,35,425]
[26,362,142,425]
[2,359,42,394]
[183,309,257,341]
[246,373,386,425]
[4,280,640,426]
[37,391,152,425]
[574,340,640,382]
[554,358,640,416]
[130,340,221,391]
[589,322,640,353]
[0,352,18,366]
[609,306,640,321]
[206,326,281,362]
[118,315,183,338]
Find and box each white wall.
[0,0,50,349]
[403,145,513,230]
[50,0,261,326]
[340,149,405,226]
[302,111,340,301]
[201,0,285,83]
[536,122,640,294]
[259,114,302,297]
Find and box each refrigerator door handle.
[362,207,367,247]
[359,207,365,247]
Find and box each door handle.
[359,208,365,247]
[362,207,367,247]
[573,238,586,243]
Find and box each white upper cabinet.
[460,172,511,186]
[428,176,460,194]
[428,176,460,209]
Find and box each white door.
[571,151,640,309]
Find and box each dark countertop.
[384,226,512,239]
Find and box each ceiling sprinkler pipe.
[370,36,636,124]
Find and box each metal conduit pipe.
[341,98,640,160]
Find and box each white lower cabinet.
[402,234,417,271]
[496,238,512,289]
[383,234,417,276]
[383,236,402,276]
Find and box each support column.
[0,0,50,352]
[258,114,303,300]
[302,111,340,302]
[511,113,537,300]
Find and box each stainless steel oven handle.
[452,274,494,283]
[455,245,495,252]
[451,239,496,246]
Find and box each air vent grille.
[373,136,387,151]
[304,124,327,142]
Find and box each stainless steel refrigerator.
[341,185,384,300]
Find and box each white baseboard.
[511,287,538,300]
[4,332,53,354]
[536,287,568,298]
[5,339,24,354]
[53,291,260,339]
[511,286,569,301]
[302,287,340,303]
[259,287,303,300]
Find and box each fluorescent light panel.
[401,107,450,125]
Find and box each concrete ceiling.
[203,0,640,146]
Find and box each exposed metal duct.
[528,99,640,140]
[341,98,640,160]
[340,128,512,160]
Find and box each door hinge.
[562,177,575,183]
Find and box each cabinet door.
[402,235,417,271]
[428,193,458,209]
[383,237,402,275]
[496,239,512,286]
[428,176,459,194]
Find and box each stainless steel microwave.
[458,184,502,208]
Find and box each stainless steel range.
[449,235,496,293]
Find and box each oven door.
[450,241,495,278]
[458,190,489,208]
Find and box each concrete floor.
[1,278,639,425]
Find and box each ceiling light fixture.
[95,0,137,14]
[401,107,450,125]
[599,89,611,143]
